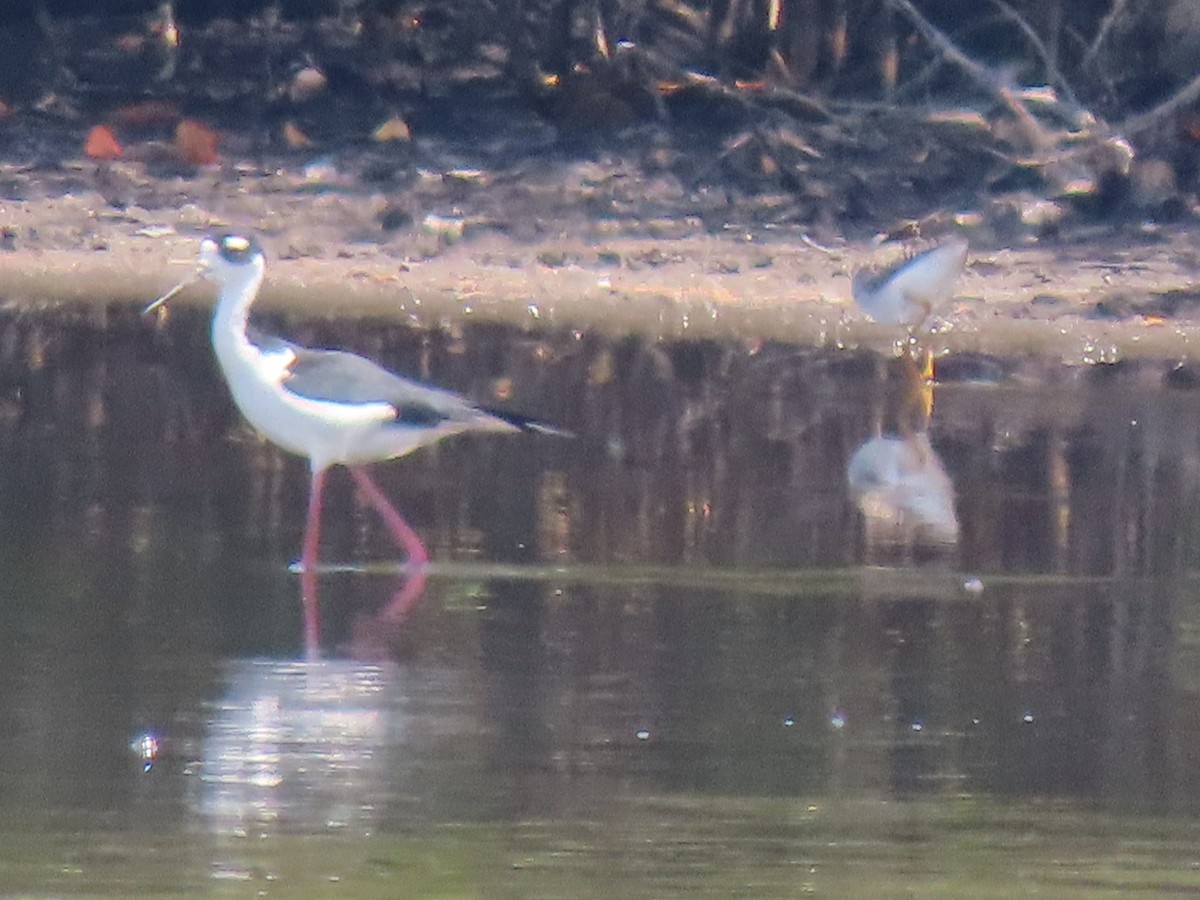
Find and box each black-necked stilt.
[851,237,969,327]
[146,233,566,653]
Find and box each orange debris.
[84,124,123,160]
[174,119,219,165]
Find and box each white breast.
[214,327,401,470]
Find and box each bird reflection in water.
[195,660,403,840]
[848,430,958,548]
[847,354,958,559]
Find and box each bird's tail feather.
[482,406,574,439]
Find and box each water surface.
[1,306,1199,896]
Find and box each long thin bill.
[143,274,198,315]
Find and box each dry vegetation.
[0,1,1197,353]
[0,0,1196,239]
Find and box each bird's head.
[145,233,266,314]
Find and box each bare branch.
[1082,0,1129,70]
[1119,70,1200,137]
[988,0,1080,109]
[884,0,1053,150]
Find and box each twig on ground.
[800,233,838,254]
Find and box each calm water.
[2,305,1200,896]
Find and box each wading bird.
[851,236,969,327]
[146,233,566,653]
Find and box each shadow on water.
[2,305,1200,893]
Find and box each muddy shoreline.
[2,3,1200,361]
[1,192,1199,362]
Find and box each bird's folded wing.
[277,345,485,427]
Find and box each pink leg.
[347,465,429,567]
[379,566,428,623]
[299,467,326,660]
[348,465,429,622]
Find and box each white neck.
[211,259,266,364]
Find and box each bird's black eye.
[214,233,262,264]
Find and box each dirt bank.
[0,180,1198,362]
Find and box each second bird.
[851,236,969,327]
